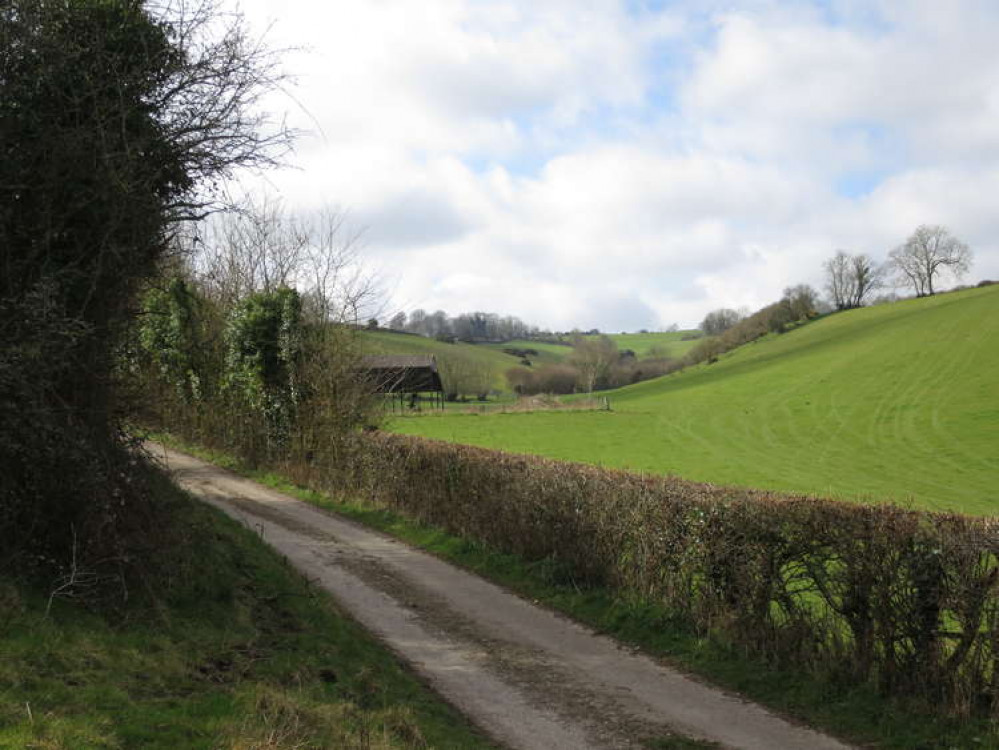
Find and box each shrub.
[312,433,999,719]
[509,363,579,395]
[224,288,304,447]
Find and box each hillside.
[364,330,703,397]
[477,338,573,366]
[478,331,703,364]
[361,330,520,393]
[601,330,702,359]
[392,285,999,514]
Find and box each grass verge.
[151,431,999,750]
[0,460,492,749]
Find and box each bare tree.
[189,196,377,324]
[439,355,494,400]
[570,334,618,393]
[408,309,428,335]
[849,253,884,308]
[824,251,853,310]
[699,308,742,336]
[190,195,303,306]
[824,251,883,309]
[782,284,821,319]
[889,225,972,297]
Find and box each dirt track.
[154,444,853,750]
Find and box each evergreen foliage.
[139,278,205,402]
[0,0,286,577]
[223,288,304,446]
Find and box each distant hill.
[361,330,520,394]
[476,330,703,363]
[475,339,572,366]
[599,330,702,359]
[364,328,704,396]
[393,285,999,514]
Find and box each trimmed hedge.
[286,432,999,718]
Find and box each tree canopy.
[0,0,288,571]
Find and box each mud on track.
[154,445,853,750]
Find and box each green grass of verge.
[0,463,492,750]
[393,286,999,514]
[152,433,999,750]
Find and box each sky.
[233,0,999,331]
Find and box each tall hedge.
[285,432,999,718]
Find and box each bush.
[505,363,578,395]
[317,433,999,719]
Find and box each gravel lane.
[155,444,853,750]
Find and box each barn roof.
[360,355,444,393]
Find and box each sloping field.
[601,330,702,359]
[478,331,703,365]
[478,339,572,365]
[361,330,519,392]
[393,285,999,514]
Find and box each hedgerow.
[280,432,999,719]
[138,276,380,470]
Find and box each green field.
[392,286,999,514]
[601,330,702,359]
[477,338,573,365]
[479,332,703,363]
[362,330,520,392]
[365,330,702,397]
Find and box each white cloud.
[233,0,999,330]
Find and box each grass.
[365,329,695,413]
[0,462,492,749]
[478,332,703,363]
[152,433,999,750]
[392,285,999,514]
[362,330,519,393]
[476,339,572,366]
[599,330,702,359]
[365,330,702,398]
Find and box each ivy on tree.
[224,287,304,446]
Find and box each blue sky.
[236,0,999,330]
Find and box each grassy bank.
[155,433,999,750]
[395,285,999,514]
[0,462,490,750]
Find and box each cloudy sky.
[235,0,999,331]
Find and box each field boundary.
[308,432,999,725]
[152,430,999,748]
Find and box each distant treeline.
[384,309,544,342]
[506,334,677,395]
